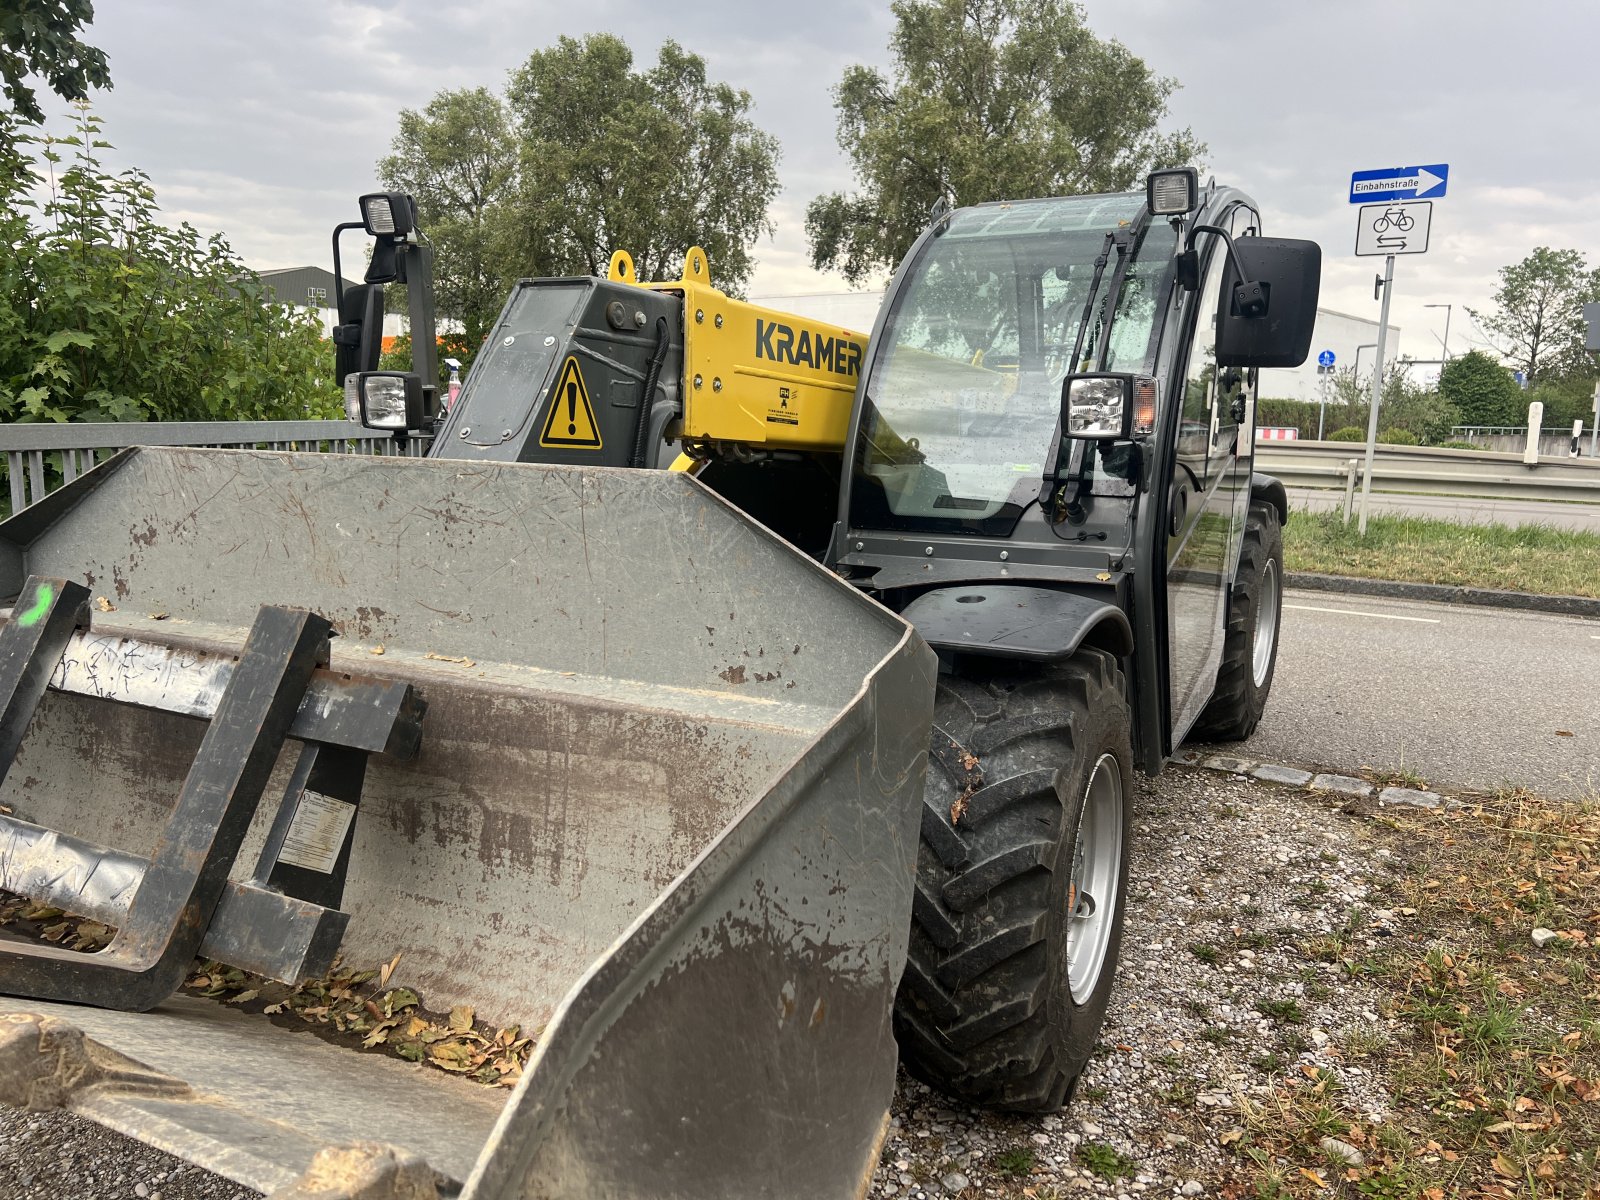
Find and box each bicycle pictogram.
[1371,206,1415,234]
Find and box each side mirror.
[1215,237,1321,369]
[344,371,425,431]
[332,283,385,383]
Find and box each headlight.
[362,376,411,428]
[1065,376,1129,438]
[1060,374,1158,440]
[348,371,424,432]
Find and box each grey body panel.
[0,447,936,1199]
[901,584,1133,662]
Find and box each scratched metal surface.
[0,447,936,1198]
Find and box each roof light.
[359,192,415,239]
[1146,168,1199,217]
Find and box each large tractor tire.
[894,648,1133,1112]
[1193,503,1284,742]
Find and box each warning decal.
[539,356,603,449]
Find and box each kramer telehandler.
[0,167,1318,1198]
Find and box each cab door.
[1166,208,1252,744]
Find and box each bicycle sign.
[1355,200,1431,256]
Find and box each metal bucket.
[0,447,934,1199]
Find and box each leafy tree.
[0,0,110,145]
[0,107,338,424]
[806,0,1204,284]
[1438,350,1524,427]
[377,88,517,346]
[1469,247,1600,384]
[503,35,780,291]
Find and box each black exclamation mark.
[566,382,578,435]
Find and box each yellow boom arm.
[608,247,868,455]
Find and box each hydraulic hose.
[630,317,672,469]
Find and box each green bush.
[1437,440,1481,451]
[0,107,339,424]
[1328,426,1365,441]
[1438,351,1522,427]
[1379,428,1419,445]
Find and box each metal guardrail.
[0,420,430,514]
[1254,440,1600,503]
[2,423,1595,514]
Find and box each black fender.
[899,584,1133,664]
[1251,471,1289,526]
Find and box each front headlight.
[348,371,424,432]
[1060,373,1158,440]
[362,375,412,429]
[1065,376,1130,438]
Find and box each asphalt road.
[1285,485,1600,531]
[1203,587,1599,800]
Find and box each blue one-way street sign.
[1349,164,1449,204]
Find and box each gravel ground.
[0,763,1409,1200]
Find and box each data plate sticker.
[278,790,356,873]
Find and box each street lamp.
[1424,303,1452,363]
[1353,342,1377,378]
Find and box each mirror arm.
[1184,225,1268,317]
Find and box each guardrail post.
[1341,458,1360,526]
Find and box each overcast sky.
[52,0,1600,365]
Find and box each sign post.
[1349,165,1448,535]
[1316,350,1335,439]
[1357,255,1395,535]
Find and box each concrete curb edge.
[1285,572,1600,620]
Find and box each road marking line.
[1284,603,1440,624]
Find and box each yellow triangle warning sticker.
[539,356,603,449]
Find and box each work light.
[1146,168,1199,217]
[359,192,415,239]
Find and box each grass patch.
[1076,1142,1137,1181]
[993,1145,1037,1176]
[1283,508,1600,597]
[1258,998,1306,1024]
[1227,789,1600,1197]
[1189,941,1221,964]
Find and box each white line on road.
[1284,603,1441,624]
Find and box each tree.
[378,88,518,346]
[0,0,111,144]
[0,107,338,424]
[806,0,1204,284]
[503,35,780,291]
[1437,350,1524,428]
[1469,247,1600,385]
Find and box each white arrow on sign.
[1355,200,1432,257]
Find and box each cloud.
[62,0,1600,368]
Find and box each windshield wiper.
[1040,229,1132,511]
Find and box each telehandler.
[0,167,1317,1198]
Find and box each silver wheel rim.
[1252,558,1280,688]
[1066,753,1123,1003]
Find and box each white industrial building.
[751,291,1401,403]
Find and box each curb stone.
[1191,752,1467,810]
[1287,572,1600,620]
[1310,773,1374,797]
